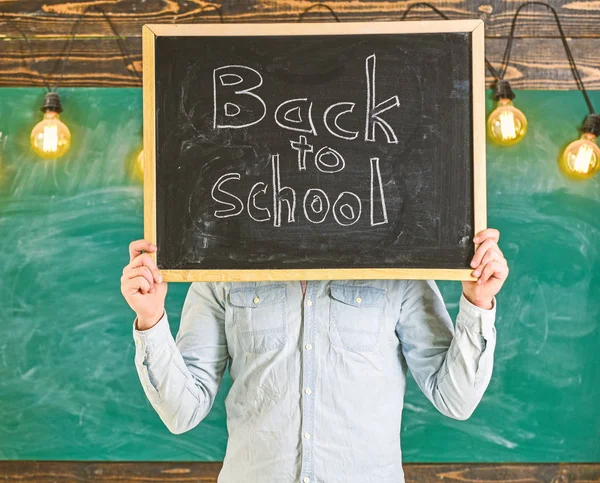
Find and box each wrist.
[462,292,493,310]
[137,307,165,331]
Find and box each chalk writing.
[211,53,396,228]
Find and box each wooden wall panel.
[0,1,600,88]
[1,36,598,89]
[0,461,598,482]
[1,0,600,37]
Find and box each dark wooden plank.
[0,460,223,482]
[0,37,142,88]
[405,463,600,482]
[0,462,598,482]
[1,1,600,89]
[0,36,598,90]
[2,0,600,38]
[485,37,600,90]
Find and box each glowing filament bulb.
[30,93,71,160]
[42,124,59,153]
[559,132,600,179]
[499,110,517,140]
[487,98,528,146]
[572,143,594,173]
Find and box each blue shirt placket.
[300,281,317,483]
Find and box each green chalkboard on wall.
[0,88,598,462]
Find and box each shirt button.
[303,477,310,483]
[304,387,312,395]
[306,299,312,306]
[356,296,362,304]
[305,343,312,351]
[304,432,311,439]
[253,296,260,304]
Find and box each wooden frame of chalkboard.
[142,20,486,282]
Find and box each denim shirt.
[132,279,496,483]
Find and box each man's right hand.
[120,239,168,330]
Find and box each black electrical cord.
[53,5,141,91]
[54,4,225,89]
[298,3,341,22]
[499,1,595,114]
[400,2,501,80]
[2,4,225,92]
[401,2,449,21]
[3,2,594,117]
[199,5,224,23]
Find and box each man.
[120,228,508,483]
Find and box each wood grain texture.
[142,25,156,267]
[2,0,600,37]
[0,462,598,482]
[472,20,487,238]
[0,1,599,89]
[159,268,478,282]
[1,37,597,89]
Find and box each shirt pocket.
[328,283,386,353]
[229,284,287,354]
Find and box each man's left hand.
[462,228,509,310]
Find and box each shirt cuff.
[457,293,496,339]
[132,310,172,352]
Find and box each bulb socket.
[41,92,63,114]
[579,113,600,137]
[493,80,516,101]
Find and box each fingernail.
[470,261,477,268]
[158,275,163,283]
[150,244,157,250]
[473,237,479,243]
[150,287,155,293]
[473,270,480,276]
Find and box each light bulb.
[559,132,600,180]
[30,92,71,160]
[487,80,527,146]
[487,98,528,146]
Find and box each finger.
[124,275,151,295]
[470,238,497,268]
[473,228,500,244]
[479,261,507,285]
[130,253,163,284]
[129,239,157,263]
[123,265,155,290]
[472,248,504,276]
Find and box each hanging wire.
[52,5,141,91]
[3,1,594,112]
[2,4,225,92]
[0,11,51,89]
[54,4,225,89]
[298,3,341,22]
[400,2,449,21]
[498,1,594,114]
[400,2,501,80]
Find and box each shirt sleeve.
[394,279,497,420]
[132,281,229,434]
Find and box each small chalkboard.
[142,21,486,282]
